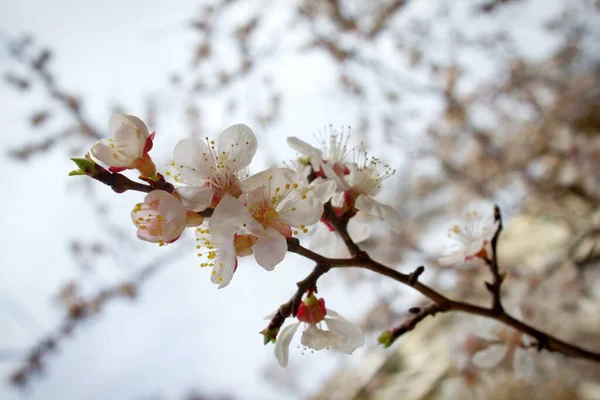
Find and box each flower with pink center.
[273,294,364,367]
[439,210,499,266]
[170,124,257,212]
[325,148,402,232]
[91,113,156,177]
[287,126,352,179]
[244,168,325,270]
[131,190,187,245]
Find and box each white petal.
[247,218,265,236]
[464,238,485,258]
[347,212,371,243]
[238,166,276,193]
[286,136,322,159]
[209,193,252,236]
[175,186,214,212]
[110,114,147,156]
[301,325,337,350]
[278,196,323,227]
[483,219,500,240]
[321,162,349,189]
[310,225,350,258]
[157,195,187,242]
[91,140,134,167]
[310,179,337,203]
[355,194,383,218]
[254,227,287,270]
[438,246,466,266]
[218,124,257,172]
[274,322,300,367]
[109,113,149,139]
[173,138,215,184]
[379,203,402,232]
[210,236,236,288]
[324,313,365,354]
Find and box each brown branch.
[485,204,505,313]
[273,205,600,364]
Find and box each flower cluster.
[76,115,405,366]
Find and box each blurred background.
[1,0,600,399]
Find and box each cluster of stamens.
[351,148,396,195]
[316,125,352,163]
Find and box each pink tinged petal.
[324,312,365,354]
[310,179,337,203]
[274,322,300,367]
[286,136,322,160]
[254,227,287,270]
[91,140,134,167]
[173,138,215,184]
[301,325,337,350]
[238,166,276,193]
[175,186,214,212]
[347,213,371,243]
[157,195,187,243]
[218,124,257,172]
[321,162,349,189]
[210,236,236,288]
[278,195,323,227]
[209,193,252,236]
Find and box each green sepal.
[261,328,279,345]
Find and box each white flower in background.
[274,294,364,367]
[170,124,257,212]
[439,211,499,266]
[195,194,254,288]
[131,190,186,245]
[91,113,156,176]
[324,149,402,232]
[310,211,372,258]
[287,126,351,179]
[244,168,325,270]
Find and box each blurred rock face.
[482,377,579,400]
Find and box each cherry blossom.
[91,113,156,177]
[439,211,499,266]
[170,124,257,212]
[286,126,351,179]
[324,149,402,232]
[273,294,364,367]
[244,168,325,270]
[131,190,186,245]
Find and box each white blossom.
[439,211,499,266]
[325,149,402,232]
[91,113,156,176]
[170,124,257,212]
[273,296,364,367]
[244,168,324,270]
